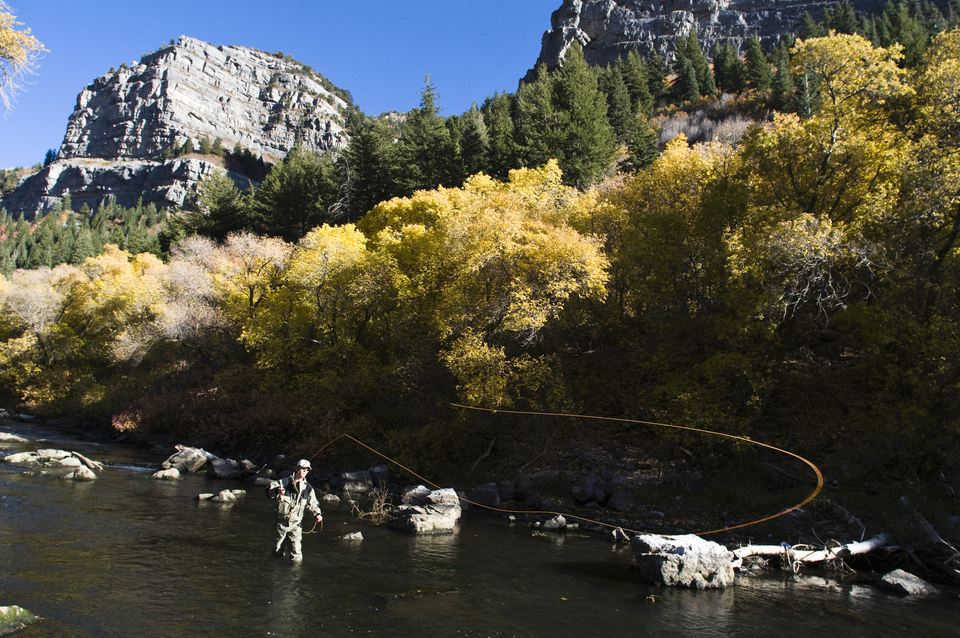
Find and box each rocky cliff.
[527,0,887,78]
[4,36,351,216]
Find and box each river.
[0,420,955,637]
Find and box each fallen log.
[732,533,890,568]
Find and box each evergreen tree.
[622,113,660,172]
[250,147,339,241]
[480,93,518,180]
[745,35,773,91]
[198,136,213,155]
[684,30,716,96]
[646,52,669,100]
[826,1,860,33]
[771,41,796,110]
[459,103,490,179]
[620,50,654,114]
[713,42,746,93]
[598,65,634,140]
[514,65,557,169]
[187,172,251,240]
[343,111,401,217]
[70,226,96,263]
[672,53,700,102]
[550,44,618,187]
[43,148,57,166]
[800,12,825,38]
[396,77,458,194]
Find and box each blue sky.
[0,0,559,168]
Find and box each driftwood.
[732,534,890,570]
[897,496,960,586]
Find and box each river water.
[1,420,956,637]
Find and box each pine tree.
[598,65,633,140]
[550,44,618,187]
[672,53,700,103]
[459,103,490,179]
[620,50,654,114]
[684,30,716,96]
[343,111,401,217]
[514,65,557,169]
[745,35,773,92]
[70,226,96,263]
[250,147,339,241]
[713,42,745,93]
[646,52,669,100]
[481,92,519,180]
[771,42,796,111]
[396,77,457,193]
[800,12,825,38]
[622,113,660,172]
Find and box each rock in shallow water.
[389,488,462,534]
[878,569,939,596]
[632,534,735,589]
[151,468,181,481]
[62,465,97,481]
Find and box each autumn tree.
[0,1,45,110]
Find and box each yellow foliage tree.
[0,1,45,110]
[361,161,609,407]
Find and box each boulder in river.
[340,532,364,541]
[389,487,462,534]
[2,452,40,465]
[151,468,181,481]
[0,432,29,443]
[206,457,242,480]
[161,445,214,473]
[0,605,38,633]
[62,465,97,481]
[632,534,735,589]
[211,489,238,503]
[877,569,939,596]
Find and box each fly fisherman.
[267,459,323,562]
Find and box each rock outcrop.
[3,36,352,217]
[527,0,887,80]
[389,487,463,534]
[632,533,736,589]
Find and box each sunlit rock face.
[526,0,887,80]
[4,36,351,216]
[60,36,350,162]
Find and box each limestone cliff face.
[527,0,887,78]
[4,36,351,216]
[60,36,349,162]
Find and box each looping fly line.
[311,403,824,537]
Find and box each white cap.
[296,459,311,470]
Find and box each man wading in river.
[267,459,323,562]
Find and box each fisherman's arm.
[308,489,323,523]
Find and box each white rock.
[340,532,364,541]
[878,569,939,596]
[62,465,97,481]
[151,468,181,481]
[632,534,736,589]
[57,456,82,467]
[2,452,39,465]
[0,432,29,443]
[211,489,237,503]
